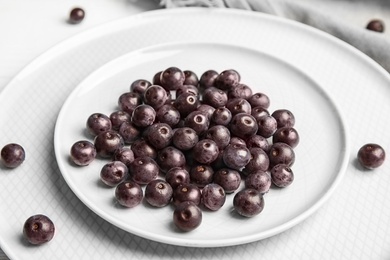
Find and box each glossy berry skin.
[174,93,199,117]
[86,113,112,136]
[192,139,219,164]
[1,143,25,168]
[115,181,143,208]
[157,146,186,173]
[233,188,264,217]
[184,110,210,135]
[228,83,253,100]
[143,85,168,110]
[94,130,124,158]
[196,104,215,119]
[23,214,55,245]
[223,144,251,170]
[183,70,199,86]
[271,109,295,128]
[100,161,128,187]
[160,66,185,91]
[69,7,85,24]
[129,156,159,185]
[177,84,199,98]
[173,183,201,206]
[226,98,251,115]
[113,147,134,167]
[205,125,231,150]
[366,19,385,32]
[145,179,173,207]
[201,183,226,211]
[199,69,218,92]
[130,79,152,95]
[214,69,240,91]
[173,201,202,232]
[357,143,386,169]
[246,135,270,152]
[213,168,241,193]
[172,127,199,151]
[189,164,214,188]
[156,104,181,127]
[272,127,300,148]
[131,104,156,128]
[70,140,96,166]
[144,123,173,150]
[202,87,228,108]
[270,164,294,187]
[248,92,270,109]
[118,92,142,115]
[245,170,272,194]
[131,138,157,159]
[243,148,270,175]
[211,107,232,126]
[165,167,190,189]
[119,121,140,144]
[268,143,295,167]
[251,106,270,122]
[109,110,131,131]
[230,113,258,140]
[257,115,278,138]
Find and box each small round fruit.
[70,140,96,166]
[233,189,264,217]
[129,157,159,185]
[270,164,294,188]
[173,183,201,206]
[366,19,385,32]
[357,143,386,169]
[268,142,295,167]
[115,181,143,208]
[23,214,55,245]
[245,170,272,194]
[69,7,85,24]
[145,179,173,207]
[100,161,128,187]
[94,130,124,158]
[1,143,25,168]
[201,183,226,211]
[173,201,202,232]
[223,144,251,170]
[86,113,112,136]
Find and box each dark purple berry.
[109,110,131,131]
[165,167,190,190]
[100,161,128,187]
[69,7,85,24]
[174,93,199,117]
[201,183,226,211]
[144,123,173,150]
[272,127,300,148]
[228,83,253,100]
[268,143,295,167]
[129,156,159,185]
[366,19,385,32]
[118,121,140,144]
[270,164,294,187]
[213,168,241,193]
[357,143,386,169]
[189,164,214,188]
[113,147,134,167]
[223,143,251,170]
[1,143,25,168]
[70,140,96,166]
[173,201,202,232]
[144,179,173,207]
[271,109,295,128]
[257,115,277,138]
[199,69,218,92]
[131,138,157,159]
[183,70,199,86]
[251,106,270,122]
[143,85,168,110]
[115,181,143,208]
[202,87,228,108]
[248,92,270,109]
[211,107,232,126]
[160,66,185,90]
[243,147,270,175]
[214,69,240,91]
[131,104,156,128]
[226,98,251,115]
[230,113,258,139]
[157,146,186,173]
[246,135,270,152]
[86,113,112,136]
[118,92,142,115]
[245,170,272,194]
[156,104,181,127]
[192,139,219,164]
[94,130,124,158]
[204,125,231,150]
[196,104,215,119]
[172,127,199,151]
[233,188,264,217]
[184,110,210,135]
[177,84,199,97]
[173,183,201,206]
[130,79,152,95]
[23,214,55,245]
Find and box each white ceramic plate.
[54,41,349,247]
[2,7,390,260]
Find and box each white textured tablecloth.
[1,0,390,259]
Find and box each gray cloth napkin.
[160,0,390,73]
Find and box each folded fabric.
[160,0,390,73]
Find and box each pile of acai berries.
[70,67,300,232]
